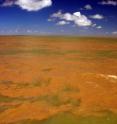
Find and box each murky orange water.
[0,36,117,124]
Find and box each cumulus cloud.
[2,0,14,6]
[84,4,92,10]
[56,21,69,26]
[92,24,97,27]
[2,0,52,11]
[96,26,102,29]
[51,11,92,27]
[90,14,104,19]
[99,0,117,6]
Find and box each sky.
[0,0,117,36]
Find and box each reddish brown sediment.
[0,36,117,123]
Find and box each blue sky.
[0,0,117,36]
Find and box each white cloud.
[47,18,52,22]
[2,0,52,11]
[96,26,102,29]
[84,4,92,10]
[2,0,14,6]
[99,0,117,6]
[26,29,32,33]
[90,14,104,19]
[112,31,117,35]
[51,11,92,27]
[92,24,97,27]
[56,21,69,26]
